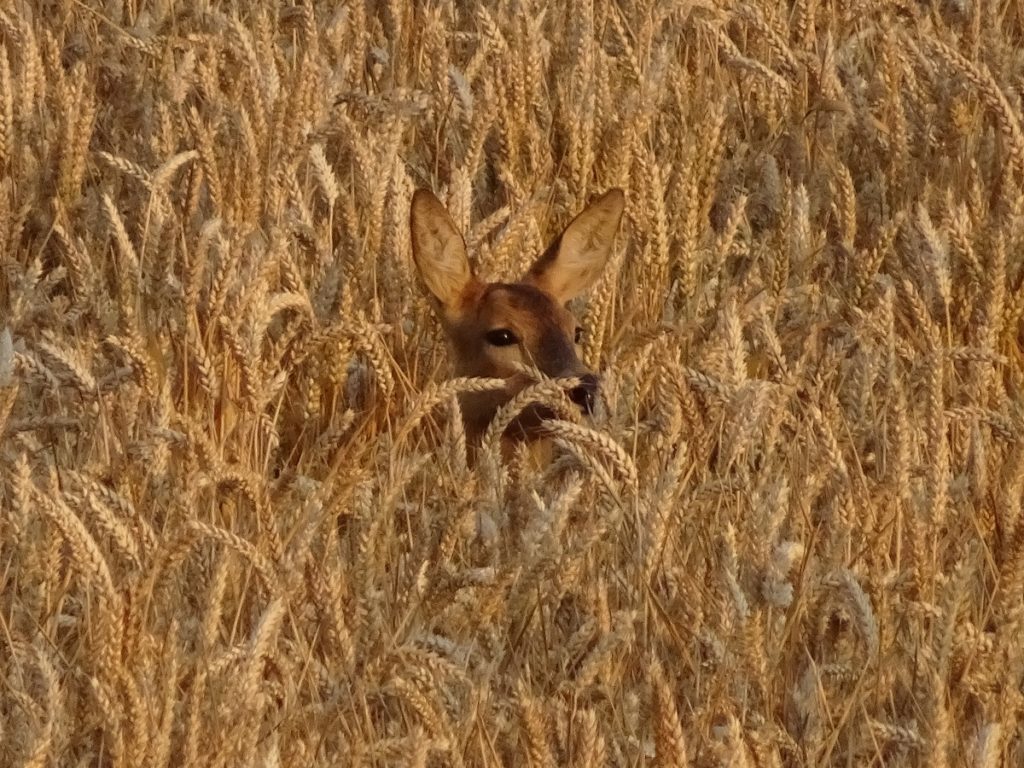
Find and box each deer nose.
[569,373,599,414]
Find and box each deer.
[409,188,625,455]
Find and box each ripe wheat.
[1,1,1022,766]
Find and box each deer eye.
[485,328,519,347]
[574,326,584,344]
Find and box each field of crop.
[2,0,1023,765]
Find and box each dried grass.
[1,0,1023,765]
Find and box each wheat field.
[1,0,1023,765]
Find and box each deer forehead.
[477,283,575,336]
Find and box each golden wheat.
[1,1,1023,766]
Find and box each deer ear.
[410,190,479,316]
[525,189,625,304]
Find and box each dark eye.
[574,326,584,344]
[485,328,519,347]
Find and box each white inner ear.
[411,192,474,311]
[553,228,612,295]
[423,226,471,307]
[539,191,624,303]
